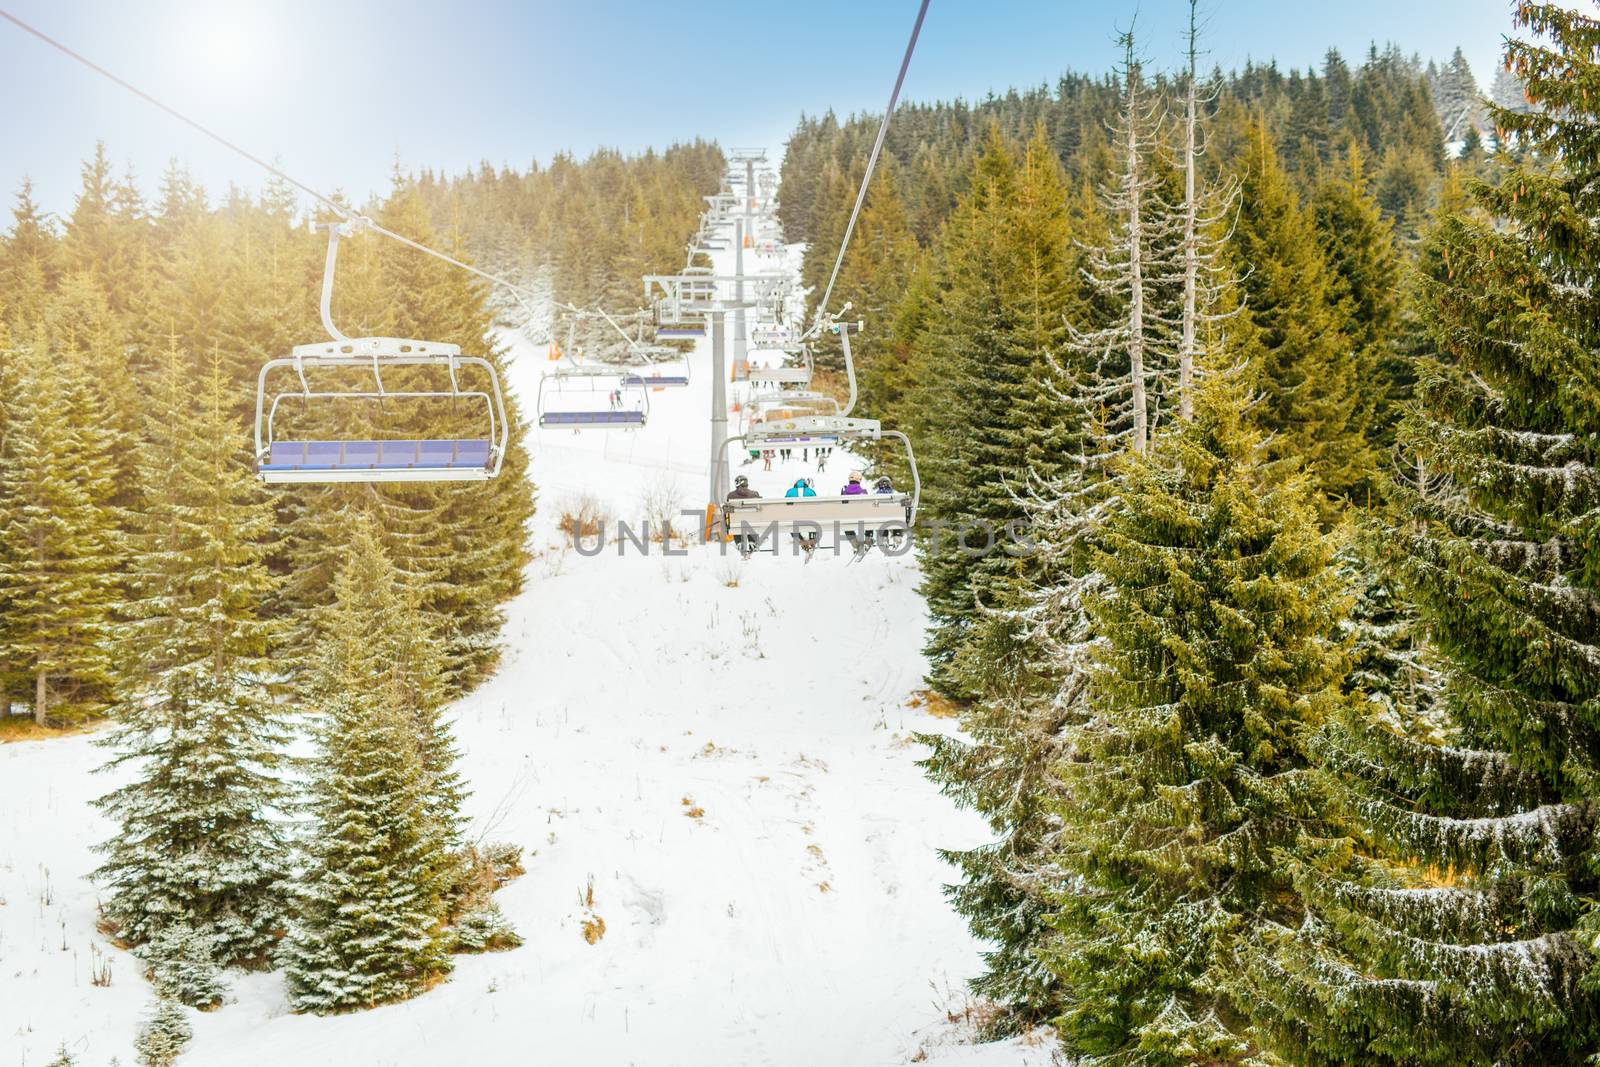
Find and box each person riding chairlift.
[841,471,867,496]
[727,474,762,558]
[873,476,905,551]
[786,477,819,556]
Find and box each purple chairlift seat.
[539,410,646,427]
[260,439,493,472]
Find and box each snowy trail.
[0,187,1054,1066]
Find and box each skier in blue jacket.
[786,478,819,556]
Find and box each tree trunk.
[1180,10,1199,423]
[1127,60,1148,455]
[34,669,47,728]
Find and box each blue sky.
[0,0,1527,219]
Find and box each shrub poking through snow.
[577,875,605,944]
[557,493,611,543]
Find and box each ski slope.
[0,191,1056,1067]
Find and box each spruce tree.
[283,521,458,1013]
[1241,8,1600,1063]
[1310,146,1403,461]
[0,329,120,724]
[819,153,921,414]
[907,125,1077,697]
[1044,375,1351,1063]
[94,344,289,969]
[917,133,1108,1025]
[0,177,57,328]
[1229,119,1375,516]
[133,998,192,1067]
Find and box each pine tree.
[1310,145,1403,459]
[1240,9,1600,1063]
[906,125,1077,697]
[299,515,465,838]
[275,183,533,696]
[1044,374,1351,1063]
[1230,119,1375,516]
[0,329,120,724]
[818,153,921,412]
[141,922,227,1009]
[1429,47,1488,142]
[94,345,288,967]
[0,177,57,328]
[133,999,191,1067]
[282,522,457,1013]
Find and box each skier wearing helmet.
[873,476,907,551]
[786,478,820,558]
[840,471,868,496]
[726,475,762,559]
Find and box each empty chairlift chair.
[254,221,508,484]
[256,340,507,483]
[622,360,691,389]
[750,323,798,348]
[537,366,650,428]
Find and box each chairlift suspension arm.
[837,319,860,418]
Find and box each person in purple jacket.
[841,472,870,556]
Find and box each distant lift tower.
[727,147,767,229]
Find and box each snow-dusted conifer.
[1240,9,1600,1062]
[133,999,191,1067]
[141,922,227,1010]
[1429,46,1487,141]
[1045,371,1351,1060]
[282,521,456,1013]
[94,345,288,968]
[905,126,1078,696]
[0,327,120,724]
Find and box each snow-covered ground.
[1,180,1057,1066]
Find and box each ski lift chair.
[720,423,920,546]
[537,365,649,428]
[751,323,798,347]
[622,356,691,389]
[255,219,509,484]
[747,347,813,387]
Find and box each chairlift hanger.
[254,219,509,484]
